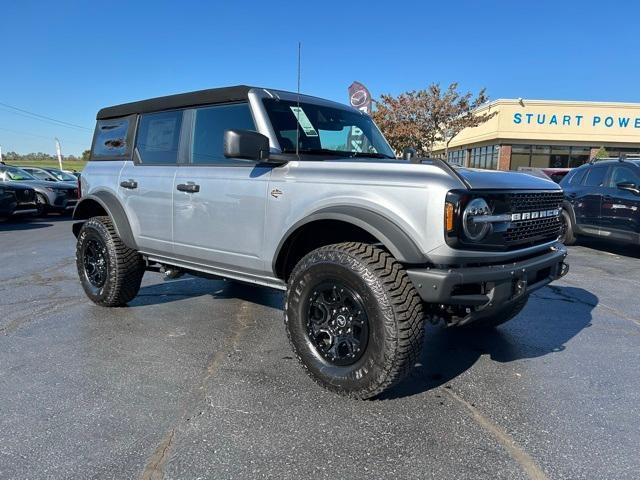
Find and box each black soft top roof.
[97,85,253,120]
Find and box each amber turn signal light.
[445,202,455,232]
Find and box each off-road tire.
[560,210,576,245]
[466,295,529,329]
[285,242,425,399]
[76,216,145,307]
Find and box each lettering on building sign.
[513,113,640,129]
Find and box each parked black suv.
[560,158,640,245]
[0,183,38,220]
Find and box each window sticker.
[289,106,319,137]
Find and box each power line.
[0,126,89,147]
[0,101,92,131]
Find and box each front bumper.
[407,243,568,309]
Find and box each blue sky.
[1,0,638,155]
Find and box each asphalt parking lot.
[1,217,639,479]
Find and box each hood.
[1,181,35,192]
[456,168,561,190]
[6,179,76,190]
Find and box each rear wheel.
[76,216,145,306]
[285,242,425,399]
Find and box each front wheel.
[285,243,425,399]
[35,193,48,217]
[560,210,576,245]
[76,216,145,307]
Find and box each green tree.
[81,149,91,162]
[595,146,609,159]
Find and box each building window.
[510,145,591,170]
[447,149,465,166]
[469,145,498,169]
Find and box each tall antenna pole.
[55,137,63,170]
[295,41,301,159]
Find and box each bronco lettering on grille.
[511,209,559,222]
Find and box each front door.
[119,109,183,254]
[172,103,270,276]
[571,165,609,231]
[600,164,640,240]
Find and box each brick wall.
[498,145,512,171]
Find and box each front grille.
[502,191,563,247]
[20,189,34,202]
[505,191,564,213]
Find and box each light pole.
[55,138,63,170]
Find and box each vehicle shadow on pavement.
[0,215,70,232]
[574,238,640,259]
[381,285,597,400]
[132,277,283,310]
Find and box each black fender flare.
[72,192,138,250]
[273,205,426,274]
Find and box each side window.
[136,110,183,165]
[583,166,608,187]
[191,103,255,165]
[607,166,640,187]
[92,115,135,159]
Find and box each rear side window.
[191,103,255,165]
[136,110,183,165]
[92,115,135,159]
[583,166,608,187]
[607,165,640,187]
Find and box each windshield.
[263,99,395,159]
[0,166,36,182]
[46,169,76,181]
[29,169,57,181]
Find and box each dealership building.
[434,99,640,170]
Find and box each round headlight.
[462,197,492,242]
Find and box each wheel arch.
[273,206,426,281]
[72,192,138,250]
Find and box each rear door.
[571,165,609,231]
[119,110,184,254]
[172,103,271,275]
[600,164,640,240]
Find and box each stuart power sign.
[513,112,640,129]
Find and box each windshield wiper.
[348,152,395,159]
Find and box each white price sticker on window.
[290,106,318,137]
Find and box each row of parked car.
[519,159,640,246]
[0,164,80,220]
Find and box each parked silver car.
[0,165,78,215]
[72,85,569,398]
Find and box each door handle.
[120,179,138,189]
[177,183,200,193]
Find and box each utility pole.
[55,138,63,170]
[0,144,3,164]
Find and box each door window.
[583,166,608,187]
[136,110,183,165]
[607,166,640,187]
[191,103,255,165]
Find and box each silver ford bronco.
[73,85,568,398]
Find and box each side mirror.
[617,181,640,194]
[223,129,270,162]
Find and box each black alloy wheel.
[82,238,108,289]
[306,281,369,366]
